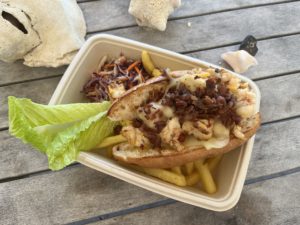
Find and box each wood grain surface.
[103,2,300,53]
[0,1,298,85]
[0,0,299,224]
[0,166,165,225]
[80,0,290,33]
[0,117,299,224]
[97,172,300,225]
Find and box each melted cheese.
[183,121,230,150]
[119,69,253,151]
[213,121,229,138]
[176,74,206,91]
[108,84,126,99]
[136,107,156,129]
[236,104,255,118]
[151,102,174,118]
[183,135,229,150]
[136,103,174,129]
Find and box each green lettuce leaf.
[8,96,116,170]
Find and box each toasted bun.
[112,113,260,168]
[108,74,261,168]
[108,76,168,121]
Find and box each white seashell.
[129,0,181,31]
[221,50,258,73]
[0,0,86,67]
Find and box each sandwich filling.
[116,68,256,151]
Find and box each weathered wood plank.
[0,1,298,85]
[0,131,48,180]
[104,2,300,53]
[0,72,299,180]
[172,0,291,18]
[0,1,298,224]
[1,112,299,183]
[98,172,300,225]
[1,72,300,129]
[0,61,65,86]
[2,33,299,85]
[3,33,299,86]
[0,77,61,129]
[258,74,300,123]
[0,166,165,225]
[187,34,300,80]
[80,0,132,33]
[1,163,299,225]
[248,118,300,179]
[80,0,289,33]
[1,73,298,223]
[1,116,299,223]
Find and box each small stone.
[187,22,192,27]
[239,35,258,56]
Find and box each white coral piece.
[129,0,181,31]
[0,0,86,67]
[0,2,40,63]
[221,50,258,73]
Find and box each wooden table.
[1,0,300,224]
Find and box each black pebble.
[239,35,258,56]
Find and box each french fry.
[97,135,126,148]
[171,166,182,175]
[106,146,113,158]
[141,50,155,74]
[183,162,194,175]
[152,68,162,77]
[186,172,200,186]
[207,155,223,172]
[142,168,187,187]
[194,160,217,194]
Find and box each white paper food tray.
[49,34,261,211]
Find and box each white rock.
[0,0,86,67]
[129,0,181,31]
[221,50,258,73]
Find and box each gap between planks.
[251,69,300,82]
[65,166,300,225]
[0,163,80,184]
[77,0,100,4]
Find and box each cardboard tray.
[49,34,261,211]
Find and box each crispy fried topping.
[161,78,241,127]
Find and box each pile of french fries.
[97,138,222,194]
[136,155,223,194]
